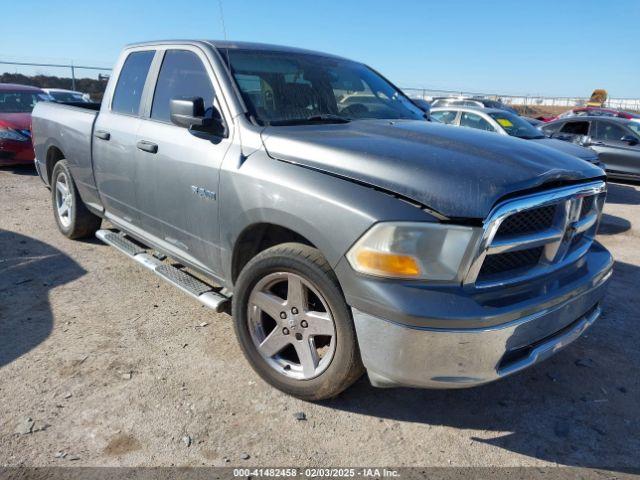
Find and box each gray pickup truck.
[32,40,612,400]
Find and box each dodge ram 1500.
[31,40,612,400]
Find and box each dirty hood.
[261,120,603,219]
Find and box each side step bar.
[96,229,230,313]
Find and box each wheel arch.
[231,222,317,283]
[45,144,66,184]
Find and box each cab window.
[151,50,215,123]
[111,50,155,116]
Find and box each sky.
[2,0,638,98]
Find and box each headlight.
[346,222,479,281]
[0,128,29,142]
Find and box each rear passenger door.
[93,50,156,227]
[135,47,232,278]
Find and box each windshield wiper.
[269,114,351,126]
[306,114,351,123]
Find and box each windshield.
[488,111,544,139]
[224,49,425,125]
[0,91,49,113]
[49,91,88,102]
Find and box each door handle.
[137,140,158,154]
[591,141,605,146]
[95,130,110,140]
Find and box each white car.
[42,88,91,103]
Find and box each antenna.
[218,0,228,41]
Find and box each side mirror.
[621,134,639,145]
[170,97,227,137]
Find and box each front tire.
[51,160,101,239]
[232,243,364,400]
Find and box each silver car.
[431,106,603,166]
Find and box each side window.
[541,122,562,135]
[111,51,155,115]
[151,50,215,123]
[431,110,457,124]
[560,121,589,135]
[593,121,628,142]
[459,112,495,132]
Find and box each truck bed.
[31,101,101,208]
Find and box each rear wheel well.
[232,223,315,283]
[46,146,65,184]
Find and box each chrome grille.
[495,205,556,237]
[465,181,607,287]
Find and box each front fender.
[218,151,435,288]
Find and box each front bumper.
[348,243,612,389]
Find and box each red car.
[540,106,640,123]
[0,83,50,166]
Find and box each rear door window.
[111,50,155,116]
[431,110,458,124]
[459,112,495,132]
[151,50,215,123]
[560,121,590,135]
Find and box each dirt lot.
[1,166,639,470]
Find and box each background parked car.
[541,106,640,123]
[410,98,432,120]
[42,88,91,103]
[0,83,50,166]
[540,116,640,179]
[430,96,518,114]
[524,116,544,128]
[431,106,602,166]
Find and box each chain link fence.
[402,87,640,112]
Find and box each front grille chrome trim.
[464,181,607,288]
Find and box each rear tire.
[232,242,364,400]
[51,160,101,239]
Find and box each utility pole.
[71,61,76,90]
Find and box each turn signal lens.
[355,250,421,277]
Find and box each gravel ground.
[1,165,639,471]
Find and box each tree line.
[1,72,108,100]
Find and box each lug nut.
[282,327,290,335]
[300,320,308,328]
[295,333,303,341]
[280,311,287,319]
[291,307,299,315]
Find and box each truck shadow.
[598,213,631,235]
[325,260,640,471]
[0,230,86,368]
[0,165,38,177]
[606,181,640,205]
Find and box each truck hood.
[261,120,603,219]
[529,137,599,162]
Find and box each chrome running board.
[96,229,230,313]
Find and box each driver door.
[591,120,640,175]
[134,47,232,278]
